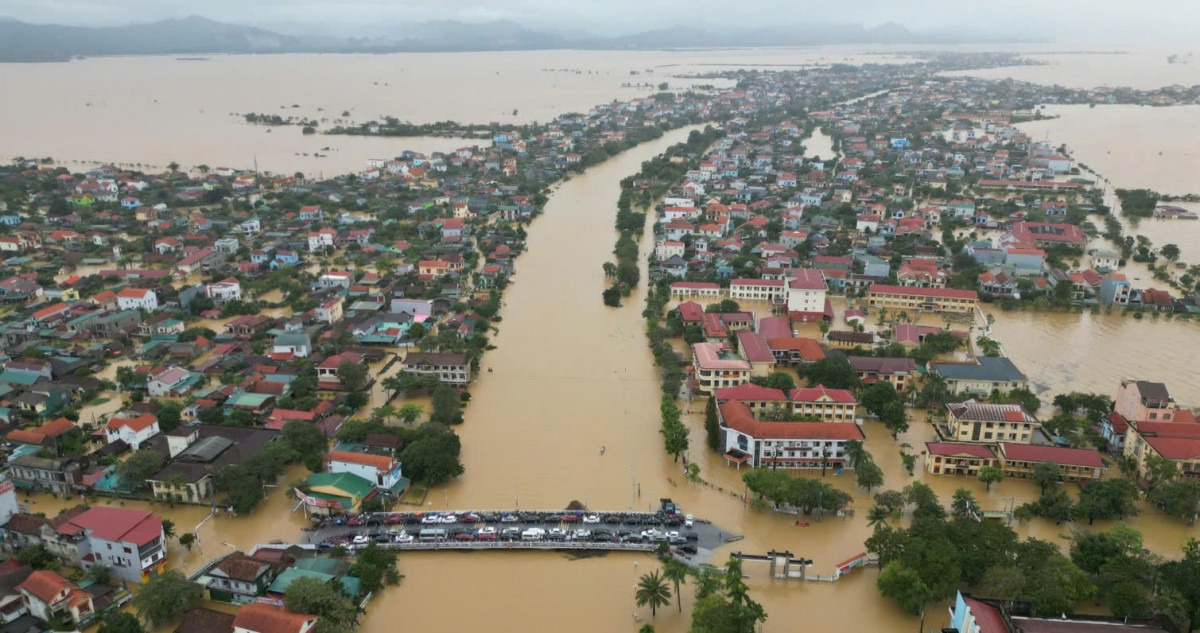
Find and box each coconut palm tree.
[843,440,869,469]
[866,504,890,528]
[634,570,671,618]
[661,558,689,613]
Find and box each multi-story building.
[1123,420,1200,482]
[692,342,752,395]
[1114,379,1177,423]
[401,352,470,386]
[16,570,96,628]
[924,442,999,477]
[847,356,916,392]
[54,507,167,583]
[931,357,1030,396]
[103,413,160,449]
[115,288,158,311]
[204,277,242,304]
[788,386,858,422]
[867,284,978,314]
[943,400,1038,444]
[785,269,826,316]
[719,400,863,470]
[996,443,1104,483]
[326,449,404,491]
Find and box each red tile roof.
[999,443,1103,468]
[789,385,856,404]
[714,384,788,402]
[58,507,162,546]
[326,449,396,473]
[17,569,76,604]
[868,284,978,301]
[720,400,863,441]
[105,413,158,433]
[234,603,318,633]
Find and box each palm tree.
[866,504,890,528]
[634,570,671,618]
[661,558,689,613]
[843,440,868,469]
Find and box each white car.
[421,514,442,524]
[478,526,497,535]
[641,529,660,539]
[665,531,680,539]
[352,534,370,545]
[582,515,601,524]
[572,529,592,540]
[393,532,413,543]
[548,528,566,537]
[439,515,458,523]
[684,514,694,527]
[500,514,520,523]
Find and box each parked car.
[421,514,442,524]
[684,514,694,527]
[393,532,414,544]
[440,514,458,524]
[582,515,601,524]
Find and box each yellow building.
[867,284,978,314]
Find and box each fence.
[377,540,658,553]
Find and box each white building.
[147,366,192,397]
[785,269,827,315]
[719,400,864,470]
[655,240,686,260]
[205,278,243,303]
[326,449,404,490]
[307,229,335,252]
[318,271,353,289]
[116,288,158,311]
[104,413,161,449]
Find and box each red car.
[347,517,365,527]
[459,514,477,524]
[561,514,579,523]
[454,533,476,542]
[476,533,498,542]
[383,514,403,525]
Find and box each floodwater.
[0,48,916,177]
[946,50,1200,90]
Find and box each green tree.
[281,419,329,456]
[877,561,934,615]
[116,449,164,490]
[1032,461,1061,492]
[97,612,146,633]
[1162,243,1181,261]
[860,380,900,418]
[284,576,359,633]
[430,384,463,425]
[879,400,909,438]
[1075,478,1140,524]
[398,404,424,425]
[750,372,795,391]
[662,557,690,613]
[977,466,1003,491]
[704,396,721,451]
[1159,539,1200,633]
[179,533,195,551]
[132,570,202,628]
[951,489,980,518]
[337,360,368,391]
[1150,480,1200,524]
[1144,454,1180,489]
[399,423,464,484]
[800,356,861,391]
[855,459,885,492]
[635,570,672,618]
[161,519,176,540]
[17,545,57,570]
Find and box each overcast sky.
[3,0,1199,43]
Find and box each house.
[718,399,863,470]
[1123,420,1200,482]
[867,284,978,314]
[205,278,242,304]
[55,506,167,583]
[1114,379,1177,423]
[924,442,998,477]
[233,602,319,633]
[997,443,1103,483]
[104,413,160,449]
[204,552,287,605]
[847,356,916,391]
[692,342,752,395]
[17,570,95,628]
[316,352,363,390]
[314,296,344,324]
[307,229,336,252]
[827,330,874,350]
[116,288,158,311]
[318,271,353,289]
[147,366,193,397]
[4,454,82,495]
[326,449,404,491]
[943,400,1038,444]
[669,282,721,298]
[148,425,279,505]
[272,331,312,359]
[931,357,1030,396]
[947,591,1168,633]
[176,248,223,275]
[1099,412,1130,453]
[402,352,470,386]
[1004,221,1087,247]
[1099,273,1132,306]
[225,315,272,338]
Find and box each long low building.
[719,400,863,470]
[867,284,978,314]
[931,357,1030,396]
[925,441,1104,483]
[402,352,470,386]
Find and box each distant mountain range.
[0,15,1005,62]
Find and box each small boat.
[600,446,606,455]
[834,468,844,477]
[667,478,677,487]
[794,521,810,528]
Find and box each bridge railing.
[374,540,657,552]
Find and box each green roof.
[0,369,40,387]
[268,568,360,597]
[306,471,374,500]
[293,557,343,575]
[225,392,274,408]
